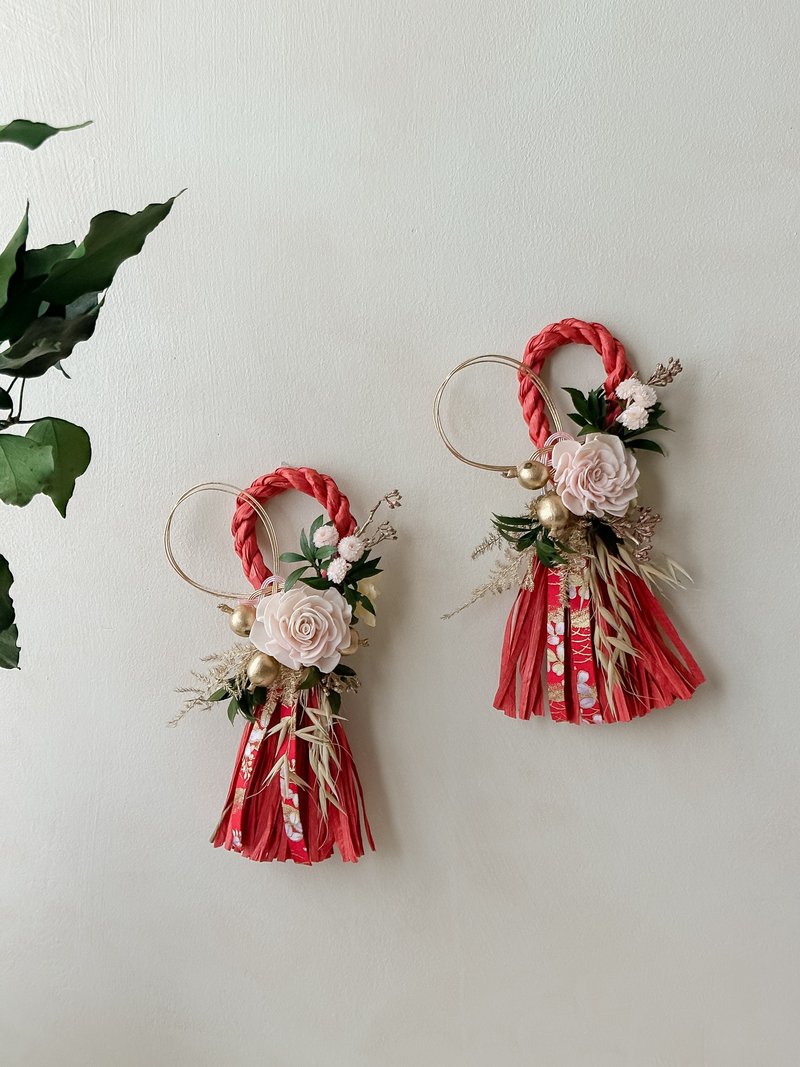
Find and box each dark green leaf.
[22,241,77,280]
[492,514,534,527]
[515,531,539,551]
[347,563,382,582]
[37,193,182,306]
[0,554,20,669]
[327,690,342,715]
[299,526,312,561]
[24,418,91,516]
[334,664,356,678]
[0,206,29,307]
[562,387,591,420]
[0,119,92,150]
[625,438,665,454]
[279,552,306,563]
[314,544,337,561]
[208,687,228,702]
[309,515,325,538]
[0,302,101,378]
[302,575,332,590]
[359,594,376,617]
[299,666,321,690]
[0,387,12,412]
[0,433,54,506]
[226,697,239,724]
[283,566,308,592]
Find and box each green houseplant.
[0,119,180,667]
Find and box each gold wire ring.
[433,354,563,474]
[164,482,281,601]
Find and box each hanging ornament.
[435,319,704,724]
[165,470,401,862]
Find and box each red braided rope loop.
[231,467,357,589]
[518,318,635,447]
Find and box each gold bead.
[229,602,257,638]
[534,491,573,532]
[246,651,280,688]
[341,627,360,656]
[516,460,550,491]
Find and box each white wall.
[1,2,797,1064]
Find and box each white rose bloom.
[616,402,650,431]
[615,377,641,401]
[629,382,657,408]
[337,535,365,562]
[326,556,350,585]
[313,524,339,549]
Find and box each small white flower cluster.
[313,524,365,586]
[615,377,658,431]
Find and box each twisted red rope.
[231,466,356,589]
[518,318,634,447]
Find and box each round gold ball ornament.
[341,627,360,656]
[516,460,550,491]
[229,601,257,638]
[534,491,573,533]
[246,651,280,688]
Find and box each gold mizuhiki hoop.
[164,482,281,601]
[434,354,570,491]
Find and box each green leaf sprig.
[492,512,569,568]
[563,383,672,456]
[279,514,380,624]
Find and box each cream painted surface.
[1,2,797,1064]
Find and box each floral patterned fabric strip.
[545,565,602,724]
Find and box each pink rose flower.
[250,587,352,673]
[551,433,639,518]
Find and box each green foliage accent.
[0,118,179,667]
[326,690,342,715]
[563,385,608,435]
[25,418,91,516]
[0,434,54,506]
[299,666,322,690]
[0,303,101,378]
[0,555,19,669]
[492,511,568,568]
[0,119,92,150]
[0,206,28,306]
[625,438,665,454]
[38,194,182,306]
[279,515,381,622]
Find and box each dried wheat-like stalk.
[588,541,639,717]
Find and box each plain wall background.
[1,2,797,1064]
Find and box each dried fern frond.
[443,546,532,619]
[471,532,502,559]
[172,643,254,726]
